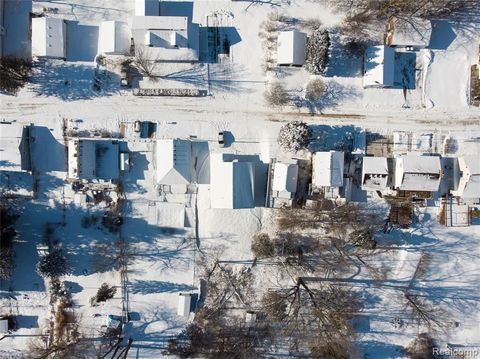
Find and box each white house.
[132,16,199,62]
[269,160,298,208]
[393,154,441,192]
[451,156,480,204]
[363,45,395,88]
[272,161,298,199]
[312,151,345,199]
[312,151,344,188]
[67,139,120,180]
[210,153,255,209]
[361,157,389,191]
[277,30,307,66]
[98,21,130,55]
[386,17,432,48]
[31,17,66,58]
[155,139,193,185]
[135,0,159,16]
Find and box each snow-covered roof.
[210,153,255,209]
[361,156,388,190]
[312,151,344,188]
[146,202,186,228]
[155,139,192,185]
[67,139,120,180]
[0,122,31,172]
[31,17,66,58]
[394,154,441,192]
[98,21,130,54]
[363,45,395,88]
[0,319,8,333]
[277,30,307,66]
[177,293,191,317]
[452,156,480,200]
[272,162,298,193]
[387,17,432,48]
[132,16,199,61]
[135,0,159,16]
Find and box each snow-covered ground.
[1,0,480,358]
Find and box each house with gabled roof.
[361,156,389,191]
[386,16,432,49]
[451,156,480,204]
[210,153,255,209]
[67,139,120,181]
[393,154,441,193]
[312,151,345,199]
[155,139,193,186]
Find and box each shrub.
[305,78,326,102]
[305,29,330,74]
[37,250,69,278]
[0,56,33,95]
[251,233,275,258]
[264,82,289,107]
[277,121,312,152]
[406,333,436,359]
[91,283,116,306]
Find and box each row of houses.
[31,0,199,61]
[65,135,479,211]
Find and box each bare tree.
[251,233,275,259]
[406,332,437,359]
[305,78,326,102]
[133,47,159,78]
[92,239,134,273]
[262,279,360,358]
[264,82,289,107]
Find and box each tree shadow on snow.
[130,280,195,294]
[30,60,119,101]
[292,81,362,114]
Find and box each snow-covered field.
[1,0,479,358]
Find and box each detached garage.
[31,17,66,58]
[277,30,307,66]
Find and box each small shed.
[177,293,192,317]
[363,45,395,88]
[31,17,66,58]
[386,16,432,48]
[361,156,389,191]
[277,30,307,66]
[0,319,8,333]
[444,202,470,227]
[97,21,130,55]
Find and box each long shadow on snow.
[30,60,119,101]
[130,280,195,295]
[292,81,362,114]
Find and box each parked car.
[218,131,225,147]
